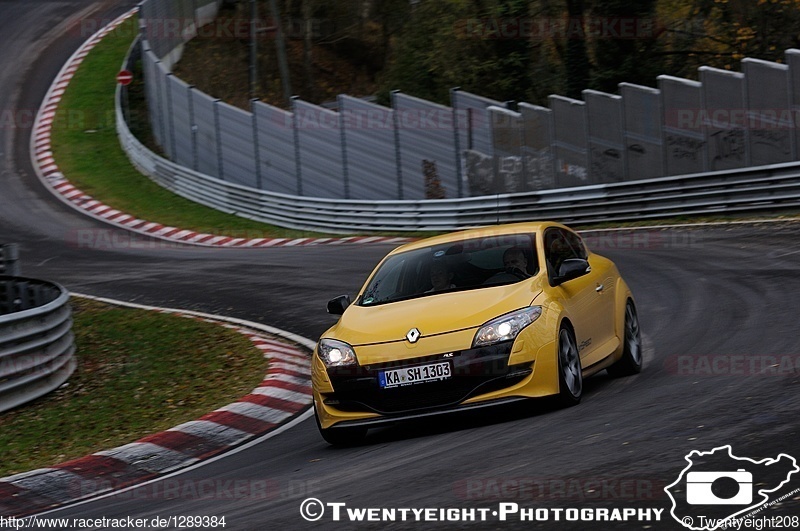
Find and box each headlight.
[473,306,542,348]
[318,339,357,368]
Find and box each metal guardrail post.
[166,72,177,160]
[189,85,199,171]
[450,87,464,198]
[214,99,223,179]
[391,90,404,200]
[251,98,262,189]
[338,95,350,199]
[291,96,303,196]
[153,59,167,149]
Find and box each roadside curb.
[0,294,315,517]
[30,8,411,250]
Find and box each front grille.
[330,371,530,414]
[324,341,532,415]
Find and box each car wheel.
[557,325,582,406]
[607,300,643,377]
[314,404,367,447]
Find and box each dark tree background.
[220,0,800,107]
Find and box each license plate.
[379,362,452,389]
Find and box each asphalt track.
[1,2,799,530]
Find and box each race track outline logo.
[665,445,799,530]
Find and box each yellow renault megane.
[312,221,642,445]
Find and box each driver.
[484,247,531,285]
[503,247,528,275]
[426,260,456,292]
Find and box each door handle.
[595,284,605,293]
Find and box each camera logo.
[686,469,752,505]
[664,445,799,531]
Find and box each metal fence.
[138,0,800,202]
[118,91,800,233]
[0,276,75,414]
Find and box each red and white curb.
[30,8,411,249]
[0,294,315,517]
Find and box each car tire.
[314,404,367,447]
[557,324,582,406]
[607,300,643,377]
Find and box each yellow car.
[312,221,642,445]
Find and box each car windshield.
[358,234,539,307]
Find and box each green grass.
[0,297,272,478]
[49,16,327,239]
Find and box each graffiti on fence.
[423,159,446,199]
[465,150,556,195]
[710,128,745,169]
[591,147,624,183]
[751,129,791,157]
[666,134,704,162]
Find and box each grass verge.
[49,16,328,239]
[0,297,270,478]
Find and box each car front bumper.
[313,332,560,430]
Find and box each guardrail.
[0,244,20,276]
[0,276,75,413]
[118,78,800,232]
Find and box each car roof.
[388,221,568,256]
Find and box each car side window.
[544,228,582,278]
[563,230,588,260]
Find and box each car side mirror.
[553,258,591,286]
[327,294,351,315]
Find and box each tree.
[589,0,663,92]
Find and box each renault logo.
[406,328,421,343]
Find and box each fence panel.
[191,90,220,178]
[393,93,459,200]
[699,67,748,171]
[452,90,506,157]
[168,74,194,169]
[549,95,589,188]
[488,107,527,194]
[742,58,795,165]
[518,103,555,191]
[156,62,175,160]
[658,75,707,176]
[584,90,625,183]
[293,99,345,198]
[339,96,398,200]
[142,50,165,149]
[217,101,257,188]
[253,101,297,195]
[619,83,664,180]
[196,0,220,27]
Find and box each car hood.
[326,279,544,347]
